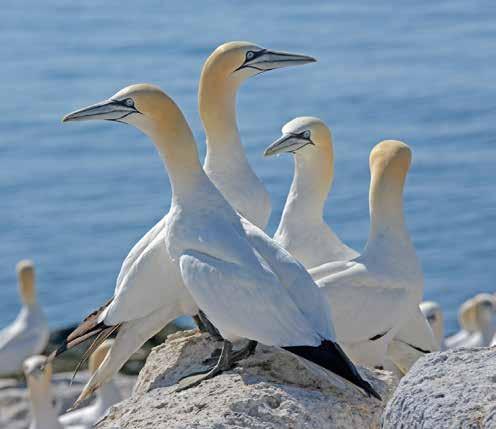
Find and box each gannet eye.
[246,51,255,61]
[303,130,311,139]
[125,98,134,107]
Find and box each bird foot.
[176,340,233,392]
[202,348,222,366]
[175,365,223,392]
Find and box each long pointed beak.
[264,133,314,156]
[62,99,137,123]
[244,50,316,72]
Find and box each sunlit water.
[1,1,495,335]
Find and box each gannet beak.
[62,99,139,123]
[264,133,314,156]
[236,50,316,73]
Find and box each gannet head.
[420,301,444,344]
[62,83,182,137]
[459,293,496,332]
[202,41,316,86]
[369,140,412,189]
[89,339,114,374]
[264,116,332,158]
[16,259,36,306]
[23,355,51,386]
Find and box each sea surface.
[0,0,495,335]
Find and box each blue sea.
[0,0,495,335]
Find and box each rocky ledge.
[383,346,496,428]
[97,330,397,429]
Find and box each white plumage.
[63,83,378,399]
[266,119,437,373]
[0,260,49,377]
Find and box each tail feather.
[47,299,116,363]
[284,340,382,401]
[69,324,121,385]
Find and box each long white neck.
[279,151,333,227]
[28,381,61,429]
[200,73,248,164]
[146,110,210,206]
[363,174,413,259]
[198,73,271,229]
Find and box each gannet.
[24,342,121,429]
[61,83,380,400]
[265,121,438,373]
[0,260,49,376]
[303,140,431,370]
[201,42,315,229]
[24,355,63,429]
[420,301,444,348]
[445,293,496,349]
[50,43,317,402]
[265,117,358,266]
[59,340,122,428]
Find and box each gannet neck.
[200,61,253,173]
[280,144,333,225]
[25,358,61,429]
[365,141,412,251]
[146,102,208,203]
[17,260,36,306]
[28,383,59,428]
[199,64,239,145]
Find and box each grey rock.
[383,347,496,429]
[98,330,398,429]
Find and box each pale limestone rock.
[383,347,496,428]
[98,330,397,429]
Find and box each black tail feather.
[283,340,382,401]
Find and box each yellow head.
[16,259,36,306]
[459,293,496,332]
[420,301,444,345]
[264,116,332,159]
[62,83,186,139]
[369,140,412,189]
[23,355,52,388]
[201,41,316,88]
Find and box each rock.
[383,347,496,428]
[97,330,398,429]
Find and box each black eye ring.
[302,130,311,139]
[246,51,255,61]
[125,98,134,107]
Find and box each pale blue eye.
[125,98,134,107]
[246,51,255,60]
[303,130,311,139]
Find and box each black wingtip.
[362,380,382,401]
[284,340,382,401]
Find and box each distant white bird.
[420,301,444,348]
[445,293,496,349]
[303,140,432,370]
[0,260,49,376]
[265,121,438,374]
[52,42,318,405]
[61,83,380,400]
[24,355,63,429]
[59,340,121,428]
[25,341,121,429]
